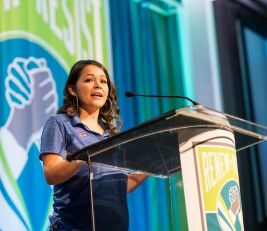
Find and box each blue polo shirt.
[40,114,129,230]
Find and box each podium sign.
[178,120,242,230]
[67,105,267,231]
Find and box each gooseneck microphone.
[125,91,199,105]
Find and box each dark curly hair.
[57,60,122,135]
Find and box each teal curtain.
[109,0,190,230]
[109,0,189,129]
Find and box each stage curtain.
[109,1,193,230]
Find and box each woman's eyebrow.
[83,73,106,78]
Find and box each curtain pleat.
[109,1,189,230]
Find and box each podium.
[67,105,267,231]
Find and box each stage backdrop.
[0,1,112,230]
[1,1,201,231]
[109,1,194,230]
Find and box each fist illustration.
[229,186,240,215]
[5,57,58,149]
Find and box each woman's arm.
[42,154,85,185]
[127,172,149,193]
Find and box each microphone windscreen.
[125,92,135,97]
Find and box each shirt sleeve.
[39,116,66,160]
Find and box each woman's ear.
[68,86,76,96]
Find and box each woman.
[39,60,147,230]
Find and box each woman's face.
[73,64,109,112]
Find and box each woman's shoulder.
[45,113,72,125]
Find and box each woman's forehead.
[80,65,106,77]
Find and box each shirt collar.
[70,115,82,127]
[70,115,109,137]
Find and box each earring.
[101,98,112,115]
[75,95,79,109]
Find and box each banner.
[180,128,244,231]
[196,144,243,230]
[0,1,111,230]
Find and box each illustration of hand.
[229,186,240,215]
[5,57,58,150]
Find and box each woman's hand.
[42,154,86,185]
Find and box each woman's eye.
[85,78,93,82]
[101,80,107,84]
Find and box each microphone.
[125,91,199,105]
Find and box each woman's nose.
[94,80,101,88]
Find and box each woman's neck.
[79,107,99,121]
[79,108,104,134]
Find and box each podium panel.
[179,127,242,230]
[67,105,267,230]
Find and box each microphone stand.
[125,91,199,106]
